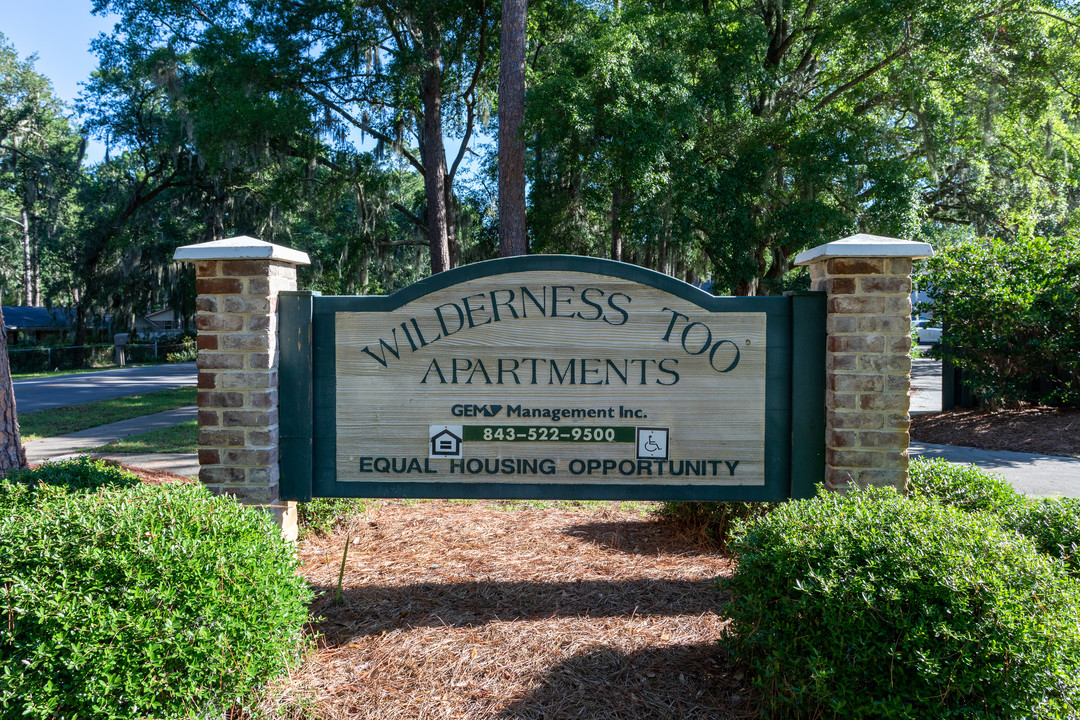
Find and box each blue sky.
[3,0,119,162]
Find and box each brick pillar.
[174,236,310,540]
[794,234,932,493]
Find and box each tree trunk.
[610,186,623,262]
[32,232,40,307]
[498,0,528,257]
[421,47,452,275]
[763,245,791,294]
[21,208,32,306]
[735,278,756,296]
[445,181,461,268]
[0,306,28,476]
[74,302,89,368]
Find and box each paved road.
[13,363,197,413]
[910,350,942,415]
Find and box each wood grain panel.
[335,270,766,486]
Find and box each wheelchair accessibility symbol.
[636,427,669,461]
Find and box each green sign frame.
[279,255,824,503]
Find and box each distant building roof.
[145,308,177,321]
[2,306,76,330]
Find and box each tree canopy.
[0,0,1077,316]
[0,34,84,308]
[526,0,1080,293]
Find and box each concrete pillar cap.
[794,234,933,266]
[174,236,311,266]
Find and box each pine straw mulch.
[910,405,1080,458]
[26,460,198,486]
[111,461,199,485]
[256,500,755,720]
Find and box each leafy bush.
[920,234,1080,407]
[724,487,1080,719]
[909,457,1080,576]
[165,335,198,362]
[298,497,374,538]
[0,477,311,718]
[1009,497,1080,576]
[661,500,775,547]
[7,455,141,492]
[908,455,1024,515]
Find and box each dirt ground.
[910,406,1080,458]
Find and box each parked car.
[912,318,942,344]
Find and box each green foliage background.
[921,234,1080,406]
[6,0,1080,321]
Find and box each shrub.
[7,455,141,492]
[908,456,1024,515]
[909,458,1080,575]
[661,500,775,547]
[298,497,374,538]
[0,479,312,719]
[1009,497,1080,576]
[724,487,1080,719]
[165,335,198,362]
[920,234,1080,407]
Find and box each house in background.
[132,308,184,338]
[1,306,76,345]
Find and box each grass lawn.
[12,360,189,380]
[89,420,198,454]
[19,387,196,441]
[11,366,118,380]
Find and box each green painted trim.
[763,306,792,497]
[279,291,314,501]
[311,300,338,500]
[311,254,789,314]
[790,291,826,499]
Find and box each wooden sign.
[279,256,825,502]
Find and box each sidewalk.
[910,351,942,415]
[907,353,1079,497]
[23,406,199,478]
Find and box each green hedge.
[661,501,776,547]
[6,455,141,492]
[920,234,1080,407]
[1009,497,1080,576]
[907,456,1024,514]
[910,456,1080,576]
[297,497,374,538]
[0,464,311,719]
[724,487,1080,718]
